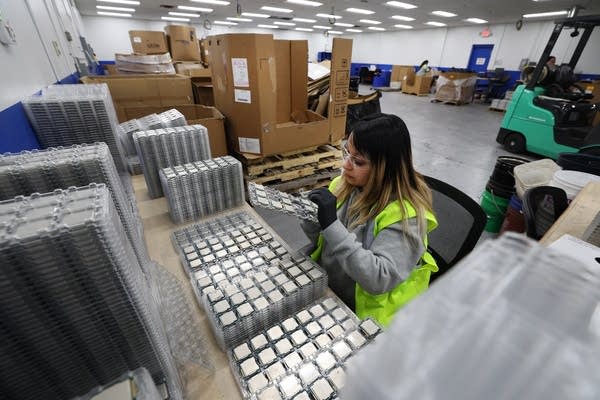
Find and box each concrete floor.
[258,86,538,251]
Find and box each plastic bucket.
[488,156,530,188]
[499,194,525,234]
[480,189,510,233]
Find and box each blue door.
[467,44,494,73]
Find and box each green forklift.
[496,14,600,159]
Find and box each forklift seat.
[533,96,598,127]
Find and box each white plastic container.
[514,158,561,199]
[549,169,600,200]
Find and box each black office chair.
[522,186,569,240]
[424,176,487,282]
[487,68,511,101]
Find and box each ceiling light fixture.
[97,11,132,16]
[295,27,314,31]
[347,28,362,32]
[169,12,200,17]
[386,1,417,9]
[334,22,354,27]
[274,21,296,26]
[395,24,413,29]
[287,0,322,7]
[425,21,446,26]
[162,16,190,21]
[316,13,341,19]
[431,11,457,17]
[368,26,386,31]
[360,19,381,24]
[293,18,317,23]
[346,8,375,15]
[178,6,213,12]
[328,30,343,34]
[97,0,139,5]
[313,25,330,29]
[227,17,252,22]
[523,10,568,18]
[214,20,237,25]
[261,6,293,13]
[189,0,230,5]
[466,17,487,24]
[258,24,279,29]
[96,5,135,12]
[391,15,415,21]
[242,12,270,18]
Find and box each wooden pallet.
[402,91,430,97]
[246,158,342,185]
[239,144,342,177]
[270,169,341,193]
[430,99,470,106]
[489,107,506,113]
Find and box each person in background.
[416,59,430,75]
[303,113,439,327]
[546,55,557,71]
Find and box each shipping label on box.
[232,58,249,87]
[234,89,251,103]
[239,137,261,154]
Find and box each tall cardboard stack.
[434,71,478,104]
[166,25,201,62]
[207,34,352,156]
[129,31,169,55]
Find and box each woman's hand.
[308,188,337,229]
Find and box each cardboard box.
[120,104,227,156]
[207,34,351,156]
[174,62,212,78]
[402,69,433,95]
[192,80,215,106]
[129,31,168,55]
[390,65,414,88]
[200,39,209,65]
[165,25,201,62]
[80,74,193,122]
[434,72,478,104]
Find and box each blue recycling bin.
[372,70,391,88]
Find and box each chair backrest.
[522,186,569,240]
[424,176,487,281]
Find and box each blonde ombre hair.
[335,113,433,241]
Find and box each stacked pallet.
[237,144,343,193]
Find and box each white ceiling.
[75,0,600,32]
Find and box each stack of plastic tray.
[0,143,149,268]
[133,125,211,198]
[341,233,600,400]
[228,297,382,400]
[247,182,318,224]
[22,83,126,171]
[159,156,245,224]
[171,209,328,351]
[157,109,186,128]
[71,368,162,400]
[0,185,182,400]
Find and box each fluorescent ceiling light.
[96,5,135,12]
[368,26,386,31]
[97,0,139,5]
[97,11,132,17]
[386,1,417,9]
[391,15,414,21]
[466,18,487,24]
[313,25,331,29]
[227,17,252,22]
[293,17,316,23]
[214,20,237,25]
[261,6,293,13]
[347,28,362,32]
[523,10,568,18]
[178,6,213,12]
[334,22,354,27]
[425,21,446,26]
[395,24,413,29]
[169,12,200,17]
[431,10,457,17]
[328,30,343,34]
[242,12,270,18]
[190,0,230,5]
[258,24,279,29]
[316,13,341,19]
[295,27,314,31]
[274,21,296,26]
[162,16,190,21]
[360,19,381,24]
[287,0,322,6]
[346,8,375,15]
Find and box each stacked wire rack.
[228,296,382,400]
[342,233,600,400]
[133,125,211,198]
[172,209,328,351]
[22,83,126,171]
[0,185,181,400]
[159,156,245,224]
[0,142,149,267]
[119,109,187,175]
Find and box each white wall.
[81,15,332,63]
[0,0,83,110]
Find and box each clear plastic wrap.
[247,182,318,224]
[71,368,163,400]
